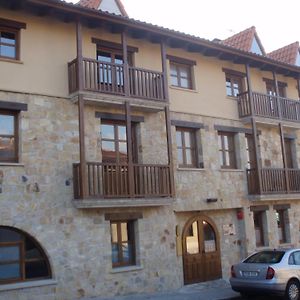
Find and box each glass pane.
[0,45,15,58]
[219,151,224,166]
[121,223,128,242]
[225,152,230,166]
[0,115,14,135]
[111,243,118,264]
[170,75,179,86]
[0,246,19,261]
[186,149,192,165]
[0,263,20,280]
[177,148,183,164]
[170,65,177,76]
[111,223,118,243]
[224,136,229,150]
[218,135,222,150]
[179,67,188,78]
[122,242,130,263]
[0,228,21,242]
[180,78,189,88]
[186,221,199,254]
[118,126,127,141]
[233,82,240,96]
[184,132,191,147]
[118,142,127,160]
[25,260,49,279]
[25,238,42,260]
[226,85,232,96]
[102,141,115,152]
[0,137,15,159]
[97,51,112,63]
[1,32,16,45]
[203,221,216,252]
[115,55,124,65]
[101,124,114,139]
[176,132,182,147]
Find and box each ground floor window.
[275,208,290,244]
[253,211,267,247]
[0,226,51,284]
[110,220,136,267]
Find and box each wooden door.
[182,216,222,284]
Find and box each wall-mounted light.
[206,198,218,203]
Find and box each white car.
[230,249,300,300]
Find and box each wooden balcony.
[246,168,300,195]
[238,91,300,123]
[72,162,173,208]
[68,58,166,102]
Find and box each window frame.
[218,131,237,169]
[110,220,136,268]
[0,227,51,284]
[0,110,19,163]
[176,127,198,168]
[169,61,193,90]
[225,73,244,98]
[0,26,20,61]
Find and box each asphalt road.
[226,296,282,300]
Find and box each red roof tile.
[222,26,265,55]
[268,42,299,65]
[77,0,128,16]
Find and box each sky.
[66,0,299,53]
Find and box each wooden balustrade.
[68,58,166,101]
[73,162,172,199]
[246,168,300,195]
[238,91,300,123]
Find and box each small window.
[110,220,136,268]
[276,209,290,244]
[218,132,236,169]
[176,127,200,168]
[0,28,19,60]
[225,74,244,97]
[0,226,51,284]
[253,211,267,247]
[170,62,193,89]
[244,251,285,264]
[0,111,18,162]
[289,251,300,265]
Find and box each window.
[245,134,256,169]
[176,128,199,168]
[276,209,290,244]
[289,251,300,265]
[225,74,244,97]
[253,211,266,247]
[0,111,18,162]
[0,28,19,60]
[218,132,236,169]
[0,227,51,284]
[110,221,136,267]
[170,62,193,89]
[265,80,286,97]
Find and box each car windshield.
[244,251,285,264]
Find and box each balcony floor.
[248,193,300,202]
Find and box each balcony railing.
[73,162,172,199]
[238,91,300,122]
[246,168,300,195]
[68,58,166,101]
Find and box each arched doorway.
[182,215,222,284]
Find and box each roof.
[22,0,300,77]
[222,26,266,55]
[77,0,128,17]
[268,42,299,65]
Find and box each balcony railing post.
[279,123,290,193]
[273,71,282,120]
[245,64,254,116]
[122,30,130,97]
[161,41,169,101]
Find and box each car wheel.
[285,280,300,300]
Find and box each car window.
[244,251,285,264]
[290,252,300,265]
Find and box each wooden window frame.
[218,131,236,169]
[253,211,265,247]
[225,73,244,98]
[0,110,19,163]
[169,61,193,90]
[176,127,198,168]
[0,227,51,284]
[276,209,288,244]
[0,26,20,61]
[110,220,136,268]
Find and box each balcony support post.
[161,41,169,101]
[164,106,175,197]
[279,123,290,193]
[76,19,87,199]
[122,30,130,97]
[251,118,262,194]
[245,64,254,116]
[125,102,134,197]
[272,71,282,119]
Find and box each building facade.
[0,0,300,299]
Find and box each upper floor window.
[0,226,51,284]
[170,62,193,89]
[218,131,236,169]
[222,69,245,97]
[0,111,18,162]
[176,127,198,168]
[110,220,136,268]
[264,78,286,98]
